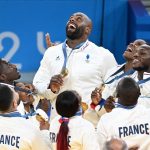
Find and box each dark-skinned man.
[33,12,117,120]
[83,39,146,127]
[97,77,150,150]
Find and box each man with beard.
[83,39,146,127]
[132,43,150,107]
[33,12,117,120]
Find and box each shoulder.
[44,43,63,56]
[88,41,115,57]
[70,116,95,130]
[50,115,61,128]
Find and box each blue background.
[0,0,149,76]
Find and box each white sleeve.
[82,125,100,150]
[83,108,100,128]
[83,106,106,128]
[96,118,108,149]
[33,49,57,101]
[32,129,52,150]
[40,130,53,150]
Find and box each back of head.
[0,84,13,112]
[56,90,81,117]
[56,90,81,150]
[116,77,140,106]
[103,136,128,150]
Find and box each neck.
[146,68,150,73]
[118,99,137,107]
[124,61,133,72]
[24,104,31,113]
[0,108,17,114]
[138,71,144,80]
[2,80,14,85]
[66,39,87,49]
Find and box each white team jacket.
[0,115,51,150]
[84,64,136,127]
[134,71,150,108]
[97,105,150,150]
[50,115,99,150]
[33,40,117,104]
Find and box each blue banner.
[0,0,103,72]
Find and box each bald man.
[33,12,117,120]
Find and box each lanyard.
[0,111,23,118]
[114,102,136,109]
[62,40,86,69]
[137,77,150,85]
[105,69,135,84]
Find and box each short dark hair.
[116,77,140,105]
[56,90,80,118]
[0,84,13,111]
[0,59,6,75]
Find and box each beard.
[133,65,148,71]
[66,25,85,40]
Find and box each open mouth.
[126,47,133,52]
[132,59,141,65]
[67,23,77,32]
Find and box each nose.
[133,52,139,59]
[69,17,75,22]
[130,43,133,46]
[11,64,17,69]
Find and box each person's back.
[50,115,98,150]
[50,90,99,150]
[0,84,50,150]
[97,77,150,150]
[0,116,49,150]
[97,104,150,149]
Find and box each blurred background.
[0,0,149,83]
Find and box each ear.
[0,74,7,81]
[116,92,119,98]
[85,26,91,35]
[13,99,18,110]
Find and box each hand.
[45,33,52,48]
[24,83,35,92]
[38,98,50,114]
[91,88,102,105]
[48,74,64,93]
[104,96,115,112]
[40,120,50,130]
[16,82,34,104]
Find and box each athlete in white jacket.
[97,77,150,150]
[33,12,117,119]
[50,90,99,150]
[0,84,51,150]
[83,39,146,127]
[132,43,150,108]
